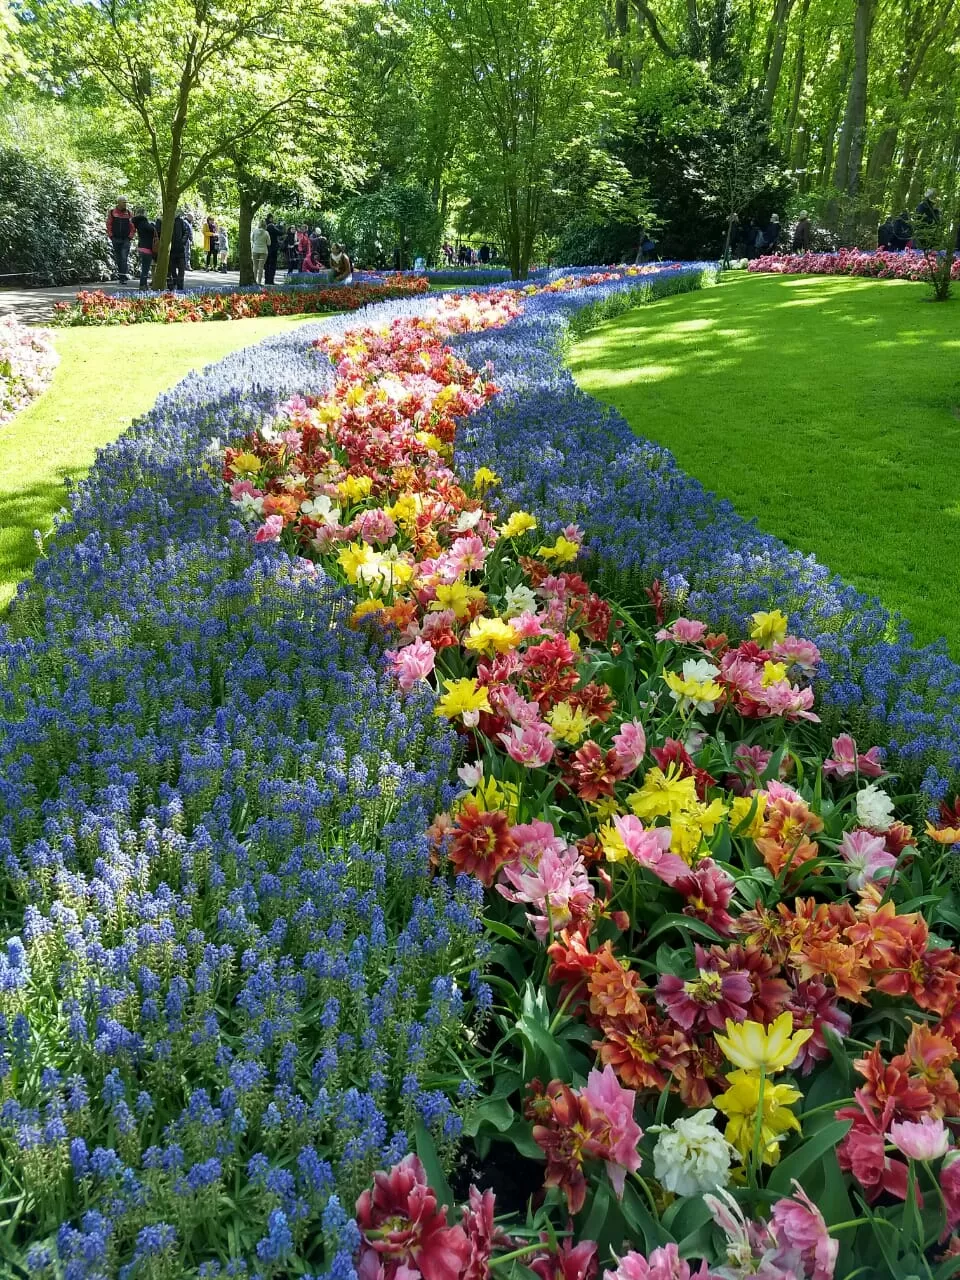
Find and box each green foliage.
[0,143,111,283]
[337,180,441,267]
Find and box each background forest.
[0,0,958,280]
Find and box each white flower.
[457,762,484,792]
[232,492,264,520]
[205,436,221,459]
[453,508,484,533]
[682,658,720,683]
[300,495,341,526]
[652,1109,734,1196]
[502,583,538,618]
[855,783,896,832]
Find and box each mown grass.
[0,314,322,609]
[569,272,960,652]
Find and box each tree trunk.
[237,190,257,286]
[762,0,796,115]
[891,135,920,211]
[833,0,875,196]
[781,0,810,149]
[865,124,898,205]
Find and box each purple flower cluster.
[0,301,494,1275]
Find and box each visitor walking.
[132,208,156,290]
[763,213,782,252]
[330,242,353,284]
[791,211,812,253]
[251,221,269,284]
[106,197,134,283]
[478,243,491,264]
[203,217,219,270]
[217,226,229,272]
[284,225,298,275]
[877,214,895,250]
[264,215,280,285]
[298,227,315,271]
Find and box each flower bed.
[0,314,59,423]
[748,248,960,281]
[50,274,429,326]
[5,263,960,1278]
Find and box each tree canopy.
[3,0,959,274]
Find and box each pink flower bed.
[749,248,960,281]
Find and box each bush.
[0,314,58,422]
[0,145,112,285]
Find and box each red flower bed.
[51,274,429,326]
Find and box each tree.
[13,0,341,286]
[415,0,609,278]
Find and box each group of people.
[878,190,943,251]
[441,241,493,266]
[249,221,353,285]
[728,211,788,257]
[106,199,230,290]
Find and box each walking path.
[0,269,244,325]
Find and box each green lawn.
[570,272,960,652]
[0,315,323,609]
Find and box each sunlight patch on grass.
[569,273,960,653]
[0,313,324,609]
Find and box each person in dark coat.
[914,189,942,246]
[877,215,895,250]
[132,209,156,290]
[264,215,281,285]
[791,211,812,253]
[106,197,134,283]
[167,211,189,290]
[891,211,913,251]
[284,226,298,274]
[764,213,782,252]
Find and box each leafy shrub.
[0,145,112,285]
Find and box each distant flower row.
[0,314,58,423]
[50,275,429,326]
[749,248,960,281]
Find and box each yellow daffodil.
[350,598,385,626]
[627,765,698,820]
[663,664,724,715]
[463,616,521,655]
[388,493,420,523]
[599,820,629,861]
[729,794,768,838]
[750,609,789,646]
[715,1069,802,1164]
[715,1012,813,1074]
[230,451,262,476]
[473,466,501,492]
[761,660,788,688]
[337,540,374,584]
[414,430,446,454]
[547,701,593,746]
[499,511,538,539]
[337,474,373,504]
[431,581,486,620]
[434,678,491,725]
[356,549,414,589]
[344,383,367,407]
[314,401,341,424]
[669,813,705,861]
[537,535,580,565]
[463,774,519,822]
[567,631,581,653]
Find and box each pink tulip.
[889,1116,951,1162]
[253,514,284,543]
[611,720,646,773]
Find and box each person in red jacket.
[106,198,135,283]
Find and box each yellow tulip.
[715,1012,813,1074]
